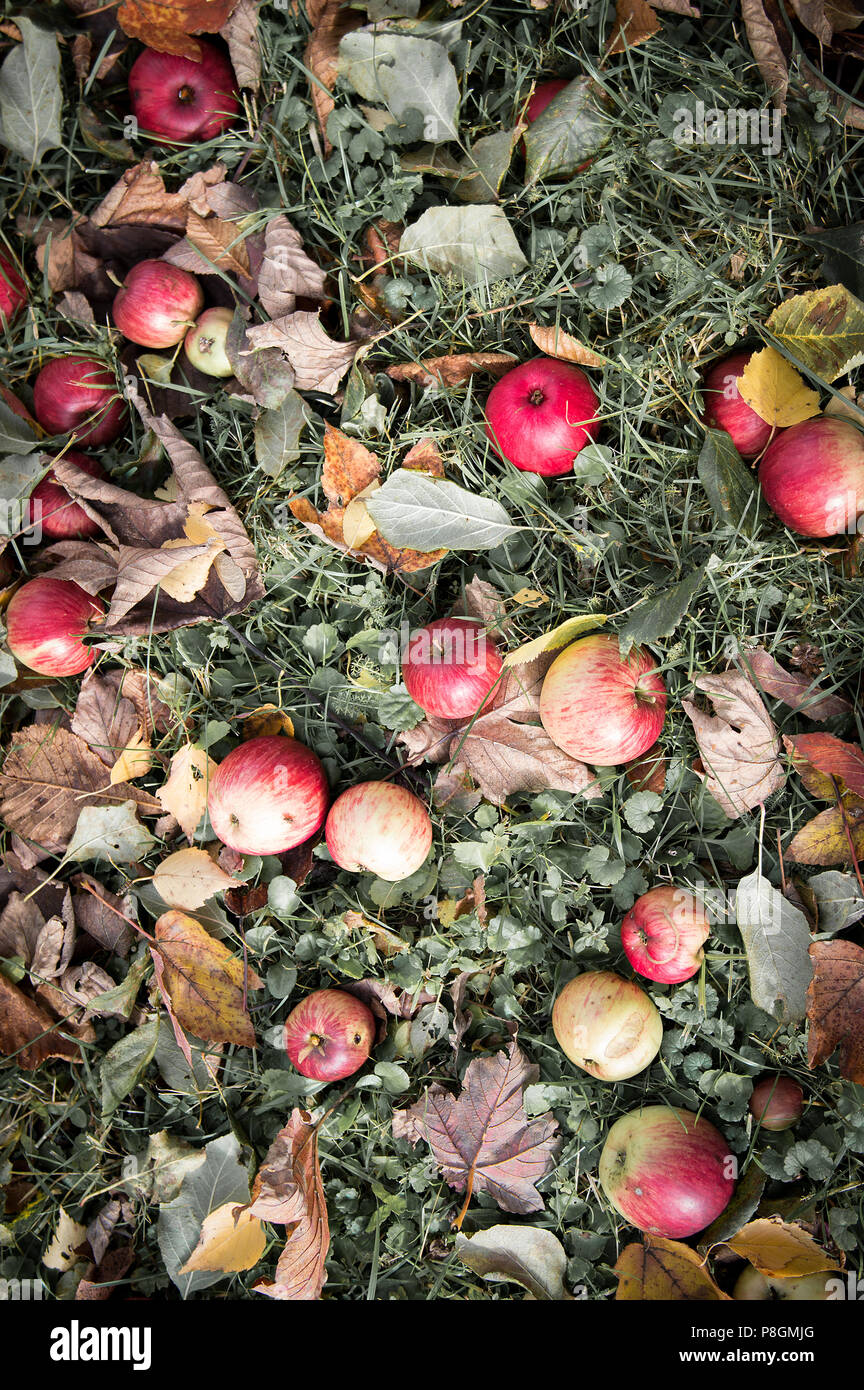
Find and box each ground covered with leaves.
[1,0,864,1303]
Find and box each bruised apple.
[701,350,775,459]
[599,1105,734,1238]
[621,885,710,984]
[184,306,235,377]
[28,451,105,540]
[748,1075,804,1132]
[325,781,433,881]
[5,576,104,677]
[402,616,503,719]
[207,734,329,855]
[551,971,662,1080]
[539,633,666,764]
[484,357,600,476]
[284,988,376,1082]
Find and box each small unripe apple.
[485,357,600,476]
[599,1105,734,1238]
[184,306,235,377]
[113,260,205,349]
[284,988,376,1082]
[402,617,503,719]
[28,451,105,540]
[702,351,776,458]
[749,1075,804,1132]
[621,885,710,985]
[5,576,104,676]
[207,734,329,855]
[733,1264,833,1300]
[128,42,240,144]
[32,355,128,446]
[539,633,667,765]
[552,970,662,1080]
[759,415,864,537]
[0,252,27,327]
[325,781,433,881]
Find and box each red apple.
[732,1265,833,1300]
[402,617,503,719]
[284,988,376,1082]
[113,260,204,350]
[759,415,864,537]
[28,451,105,540]
[599,1105,735,1238]
[184,306,235,378]
[552,971,662,1080]
[749,1075,804,1132]
[207,734,329,855]
[0,252,27,327]
[325,781,433,881]
[128,42,240,144]
[702,350,776,459]
[621,885,710,985]
[32,355,128,446]
[5,576,104,677]
[539,633,666,764]
[484,357,600,476]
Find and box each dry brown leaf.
[257,216,327,318]
[740,647,853,722]
[117,0,239,60]
[606,0,662,54]
[184,210,251,279]
[250,1110,330,1301]
[807,938,864,1082]
[615,1236,730,1300]
[740,0,791,111]
[90,161,227,231]
[527,324,607,368]
[305,0,363,143]
[625,743,667,794]
[72,875,136,956]
[681,672,786,819]
[35,221,103,295]
[244,311,358,394]
[220,0,261,90]
[722,1217,841,1278]
[152,909,262,1047]
[393,1042,560,1217]
[0,726,161,856]
[0,972,82,1069]
[322,424,380,504]
[386,352,518,388]
[72,669,141,768]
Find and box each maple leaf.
[807,939,864,1084]
[392,1042,560,1220]
[249,1110,330,1301]
[682,672,785,818]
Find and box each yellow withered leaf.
[152,847,241,911]
[109,726,153,784]
[502,613,608,668]
[153,910,262,1048]
[721,1218,842,1279]
[737,346,820,427]
[157,745,217,841]
[179,1202,266,1275]
[615,1236,730,1301]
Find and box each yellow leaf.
[152,847,241,910]
[502,613,608,668]
[153,910,262,1047]
[737,346,820,427]
[511,587,548,608]
[157,745,217,841]
[179,1202,265,1274]
[109,726,153,784]
[241,705,295,740]
[182,503,223,546]
[43,1208,88,1271]
[343,496,377,549]
[721,1218,842,1278]
[157,542,224,602]
[615,1236,730,1301]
